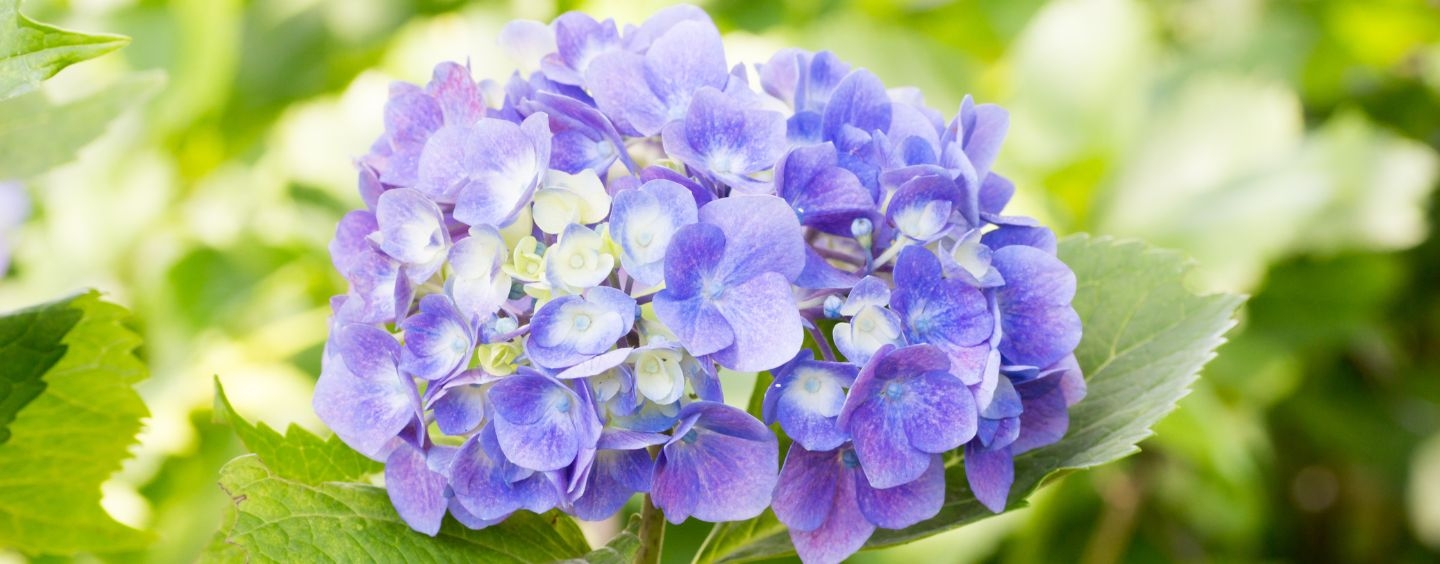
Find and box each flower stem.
[637,493,665,564]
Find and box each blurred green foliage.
[2,0,1438,562]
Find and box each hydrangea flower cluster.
[315,6,1084,562]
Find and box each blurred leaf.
[0,0,130,99]
[0,291,153,555]
[0,290,82,444]
[213,377,380,484]
[693,235,1244,562]
[570,514,642,564]
[210,455,591,562]
[0,71,163,179]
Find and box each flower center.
[803,377,821,394]
[568,252,586,269]
[883,381,904,400]
[573,314,591,331]
[556,395,572,413]
[681,429,699,444]
[703,279,725,300]
[637,231,654,247]
[841,449,860,469]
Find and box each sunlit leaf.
[209,455,592,562]
[0,291,153,555]
[0,0,130,99]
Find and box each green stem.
[636,493,665,564]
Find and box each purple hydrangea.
[316,6,1084,563]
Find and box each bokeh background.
[3,0,1439,562]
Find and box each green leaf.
[0,292,83,444]
[0,291,153,555]
[0,70,164,179]
[0,0,130,99]
[212,376,381,484]
[568,514,642,564]
[211,455,592,563]
[693,235,1245,562]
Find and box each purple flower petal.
[822,69,891,143]
[764,353,857,451]
[611,178,699,288]
[991,245,1081,368]
[652,402,777,523]
[426,61,485,126]
[423,113,551,226]
[788,452,874,564]
[385,442,448,536]
[698,194,806,284]
[489,373,600,471]
[891,247,994,366]
[313,325,418,460]
[400,294,473,381]
[662,87,787,190]
[450,426,561,520]
[587,19,726,136]
[771,443,842,532]
[710,271,803,372]
[854,452,945,529]
[573,448,653,521]
[964,442,1014,513]
[840,345,975,488]
[775,143,878,236]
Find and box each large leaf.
[693,235,1245,562]
[210,455,593,563]
[0,291,153,554]
[212,377,381,484]
[0,70,164,179]
[0,0,130,99]
[0,292,82,444]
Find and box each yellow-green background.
[3,0,1439,561]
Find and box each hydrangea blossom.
[317,6,1084,563]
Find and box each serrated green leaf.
[0,291,153,555]
[212,377,381,484]
[212,455,592,563]
[0,0,130,100]
[0,70,163,179]
[693,235,1245,562]
[0,293,83,444]
[565,514,642,564]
